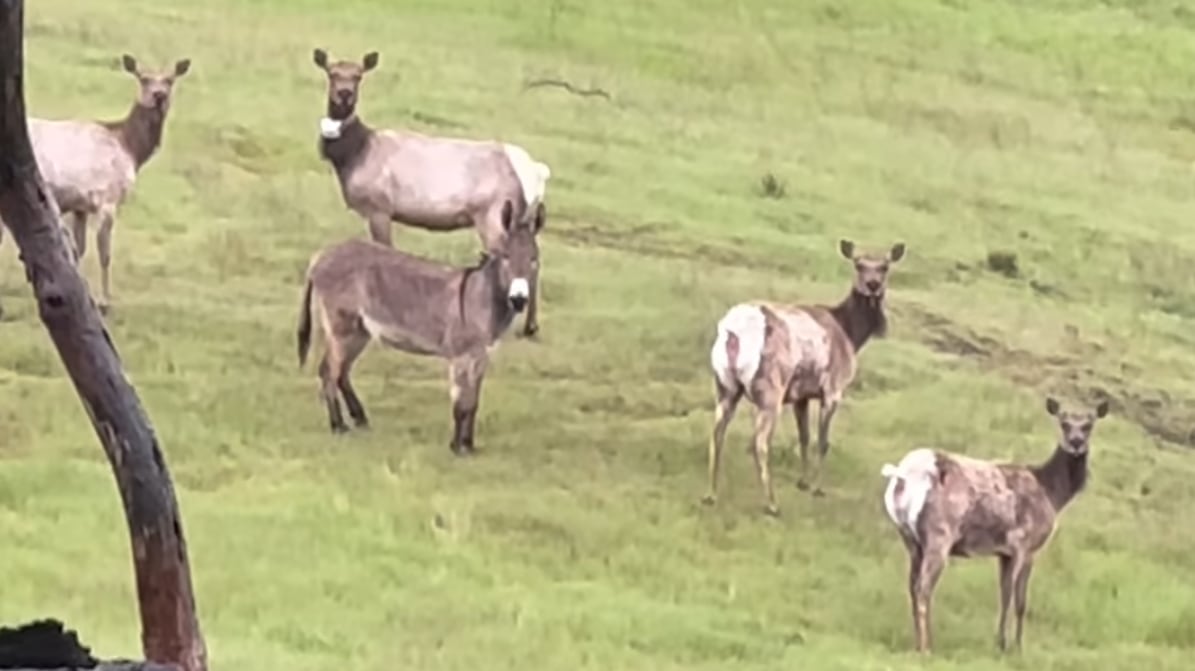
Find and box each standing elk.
[311,48,551,338]
[0,54,190,313]
[880,396,1110,653]
[702,239,906,515]
[296,199,543,455]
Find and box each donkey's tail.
[297,276,315,369]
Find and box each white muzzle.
[319,117,343,140]
[508,278,530,302]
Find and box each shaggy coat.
[0,54,190,312]
[312,48,550,336]
[703,239,906,515]
[297,200,544,454]
[880,397,1110,653]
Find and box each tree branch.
[0,4,206,671]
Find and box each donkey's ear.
[501,200,514,232]
[839,239,855,260]
[1045,397,1060,416]
[173,59,191,78]
[362,51,379,71]
[121,54,138,75]
[889,242,906,262]
[532,202,546,233]
[313,48,328,70]
[1095,399,1110,419]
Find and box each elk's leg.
[905,538,925,652]
[1013,559,1035,650]
[448,354,488,456]
[96,208,116,312]
[807,396,840,497]
[794,398,813,490]
[912,542,949,654]
[68,211,87,262]
[702,381,743,506]
[522,259,541,338]
[337,331,371,428]
[366,214,393,247]
[996,554,1016,651]
[750,396,782,516]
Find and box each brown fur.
[703,239,906,515]
[297,201,544,454]
[886,397,1110,653]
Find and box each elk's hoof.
[811,488,826,498]
[97,302,111,316]
[764,504,781,517]
[701,494,717,506]
[796,479,811,491]
[522,323,540,339]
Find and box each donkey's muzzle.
[508,277,530,312]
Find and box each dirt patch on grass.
[905,304,1195,448]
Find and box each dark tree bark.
[0,4,207,671]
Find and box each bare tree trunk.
[0,3,207,671]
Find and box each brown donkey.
[702,239,906,515]
[311,48,551,337]
[0,54,190,312]
[880,397,1110,653]
[297,200,543,454]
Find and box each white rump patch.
[319,117,343,140]
[881,447,940,543]
[710,304,767,392]
[502,143,551,208]
[509,277,530,300]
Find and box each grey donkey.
[311,48,550,338]
[297,200,544,455]
[881,396,1110,653]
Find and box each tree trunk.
[0,3,207,671]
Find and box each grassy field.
[2,0,1195,669]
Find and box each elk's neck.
[459,257,518,340]
[1030,447,1088,511]
[104,103,167,170]
[319,115,372,177]
[828,290,888,352]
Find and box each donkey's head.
[122,55,190,113]
[494,201,544,313]
[1046,397,1109,456]
[313,48,378,121]
[839,239,905,303]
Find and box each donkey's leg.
[366,213,393,247]
[522,260,541,338]
[448,354,488,455]
[702,380,743,506]
[794,398,813,490]
[96,208,116,312]
[318,331,350,434]
[337,331,371,428]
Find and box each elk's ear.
[121,54,138,75]
[839,239,855,260]
[532,202,546,233]
[313,48,328,70]
[1045,397,1060,416]
[889,242,906,262]
[173,59,191,78]
[501,200,514,232]
[1095,399,1110,419]
[362,51,379,71]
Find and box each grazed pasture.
[2,1,1195,670]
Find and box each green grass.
[2,0,1195,669]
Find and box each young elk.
[0,54,190,312]
[703,239,906,515]
[880,397,1111,654]
[296,200,543,455]
[311,48,551,338]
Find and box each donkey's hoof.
[701,494,717,506]
[796,479,811,491]
[352,417,370,430]
[330,424,350,435]
[811,487,826,498]
[97,302,111,316]
[522,324,540,339]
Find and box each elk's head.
[313,48,377,126]
[122,54,190,113]
[840,239,906,305]
[1046,396,1110,456]
[494,201,544,313]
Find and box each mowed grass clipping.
[2,0,1195,669]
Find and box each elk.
[311,48,551,338]
[880,396,1110,654]
[702,239,906,515]
[0,54,191,312]
[296,199,543,455]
